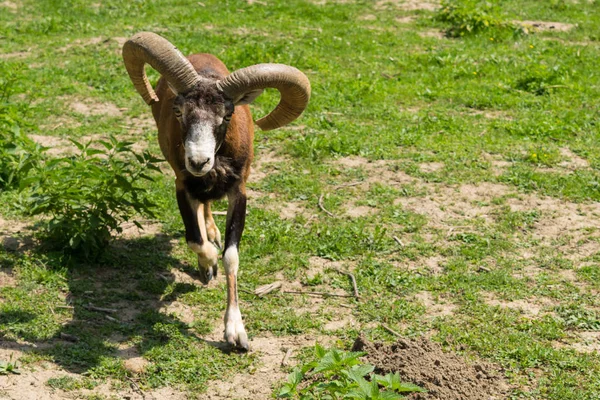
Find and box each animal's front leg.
[223,186,248,350]
[204,201,222,251]
[175,179,218,284]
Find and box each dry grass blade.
[318,193,335,217]
[335,269,360,299]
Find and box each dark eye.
[223,115,232,123]
[173,108,182,118]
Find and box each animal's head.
[122,32,311,177]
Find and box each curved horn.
[217,64,311,131]
[122,32,201,105]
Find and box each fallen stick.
[380,324,402,338]
[85,305,118,314]
[283,290,354,298]
[281,348,293,367]
[335,269,360,300]
[254,282,282,297]
[318,194,335,217]
[334,182,362,190]
[392,236,404,247]
[127,377,146,400]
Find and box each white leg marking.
[223,245,247,348]
[223,246,239,275]
[224,304,247,348]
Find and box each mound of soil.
[352,336,510,400]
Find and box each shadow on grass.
[0,233,241,383]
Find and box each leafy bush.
[436,0,519,37]
[278,344,425,399]
[0,62,43,189]
[22,136,161,259]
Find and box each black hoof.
[198,267,213,285]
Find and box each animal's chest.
[183,156,242,202]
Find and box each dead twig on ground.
[283,290,354,298]
[318,194,335,217]
[281,348,293,367]
[127,377,146,400]
[254,281,282,297]
[334,269,360,300]
[334,182,363,190]
[380,324,402,338]
[392,236,405,247]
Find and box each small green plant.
[436,0,518,37]
[0,62,43,189]
[495,207,540,232]
[524,147,560,167]
[47,376,99,391]
[0,358,20,375]
[277,344,425,399]
[514,64,565,96]
[555,305,600,331]
[22,136,162,259]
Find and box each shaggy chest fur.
[183,155,242,202]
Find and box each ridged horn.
[122,32,201,105]
[217,64,311,131]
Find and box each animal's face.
[172,84,234,177]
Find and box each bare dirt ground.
[353,335,511,400]
[2,146,599,398]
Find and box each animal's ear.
[234,89,264,106]
[166,80,179,95]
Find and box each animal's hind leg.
[204,202,222,251]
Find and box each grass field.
[2,0,600,398]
